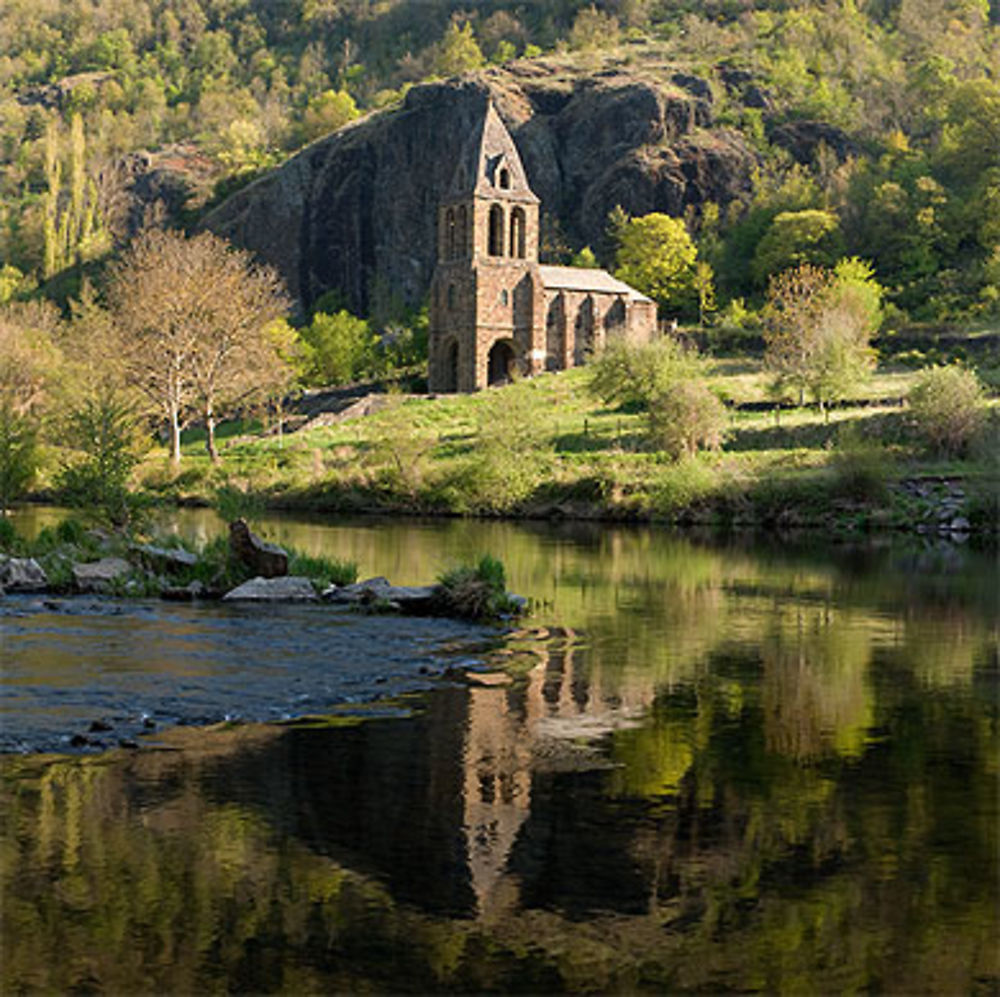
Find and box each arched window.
[447,284,455,310]
[445,208,455,259]
[499,167,510,189]
[509,207,526,259]
[456,205,468,257]
[488,204,504,257]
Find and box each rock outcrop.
[203,60,758,314]
[72,557,132,593]
[0,557,49,593]
[229,519,289,578]
[222,576,319,602]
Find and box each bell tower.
[428,101,544,392]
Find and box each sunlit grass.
[128,359,996,527]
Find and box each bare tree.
[108,229,291,464]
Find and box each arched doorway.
[487,340,516,386]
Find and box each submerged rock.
[73,557,132,593]
[0,556,50,593]
[323,577,440,613]
[161,580,207,601]
[222,575,318,602]
[229,519,288,578]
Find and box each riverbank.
[116,362,998,537]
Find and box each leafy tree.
[0,302,61,510]
[762,260,880,412]
[692,260,717,327]
[301,88,359,143]
[751,209,844,286]
[614,213,699,318]
[300,309,379,387]
[569,6,621,50]
[108,229,291,464]
[571,246,599,268]
[432,21,484,78]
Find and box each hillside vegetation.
[1,0,998,322]
[1,1,998,534]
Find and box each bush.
[56,393,148,528]
[588,337,702,409]
[436,555,522,621]
[907,366,988,457]
[647,381,728,459]
[0,404,39,513]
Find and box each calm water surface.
[2,510,998,993]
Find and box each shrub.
[435,555,522,621]
[588,337,702,409]
[907,366,987,457]
[0,405,39,513]
[647,381,727,459]
[56,393,148,528]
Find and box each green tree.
[0,303,61,510]
[569,6,621,50]
[300,309,378,387]
[614,213,699,318]
[300,88,359,143]
[432,22,484,78]
[763,261,881,413]
[751,209,844,286]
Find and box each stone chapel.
[428,102,658,393]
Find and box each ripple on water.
[0,594,496,753]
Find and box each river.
[2,509,997,992]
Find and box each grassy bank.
[117,358,1000,537]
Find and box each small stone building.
[428,103,657,393]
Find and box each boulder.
[323,577,440,613]
[0,556,49,593]
[73,557,132,592]
[222,576,318,602]
[228,519,288,578]
[161,580,207,601]
[130,542,198,574]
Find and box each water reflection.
[2,515,997,992]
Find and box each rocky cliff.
[202,59,758,315]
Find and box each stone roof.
[445,101,538,204]
[538,265,653,303]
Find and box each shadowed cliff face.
[202,64,758,314]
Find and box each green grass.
[126,360,998,533]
